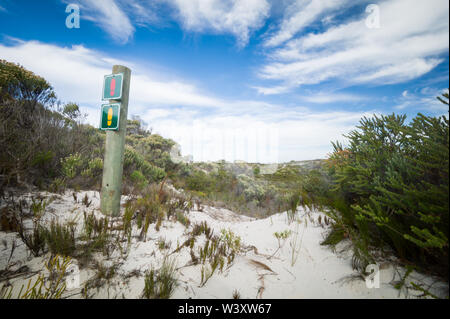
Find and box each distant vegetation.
[1,59,448,285]
[174,161,328,218]
[0,58,325,219]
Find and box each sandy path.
[0,190,447,299]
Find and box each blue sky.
[0,0,448,163]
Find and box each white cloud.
[68,0,135,43]
[258,0,449,93]
[252,85,291,95]
[167,0,270,47]
[61,0,270,46]
[0,40,223,109]
[0,39,373,162]
[394,87,448,115]
[121,1,162,27]
[264,0,350,47]
[302,92,365,104]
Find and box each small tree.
[0,59,56,113]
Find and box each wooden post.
[100,65,131,216]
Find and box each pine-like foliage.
[324,92,449,278]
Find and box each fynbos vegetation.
[0,59,448,299]
[317,104,449,279]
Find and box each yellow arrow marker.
[107,107,113,126]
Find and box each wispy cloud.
[63,0,271,47]
[0,39,224,108]
[257,0,449,94]
[301,92,366,104]
[263,0,350,48]
[394,87,449,115]
[167,0,271,47]
[65,0,135,43]
[0,39,372,162]
[120,0,162,27]
[252,85,290,95]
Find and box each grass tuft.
[142,258,178,299]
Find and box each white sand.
[0,189,447,299]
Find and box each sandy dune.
[0,190,447,299]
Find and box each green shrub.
[176,211,190,227]
[194,227,241,286]
[323,101,449,278]
[274,230,291,241]
[192,221,213,239]
[42,219,76,257]
[142,258,178,299]
[78,211,114,262]
[48,177,66,193]
[61,153,83,179]
[185,170,212,193]
[17,222,46,257]
[237,174,266,201]
[220,229,241,256]
[0,255,72,299]
[287,194,300,223]
[130,170,148,189]
[126,183,172,240]
[124,146,166,182]
[81,157,103,178]
[157,237,171,251]
[30,197,47,220]
[31,151,55,169]
[122,204,134,242]
[82,211,109,240]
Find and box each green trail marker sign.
[100,103,121,131]
[102,73,124,100]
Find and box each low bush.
[192,226,242,286]
[0,255,72,299]
[175,211,190,227]
[319,96,449,278]
[142,258,178,299]
[17,221,46,257]
[42,219,76,257]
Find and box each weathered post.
[100,65,131,216]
